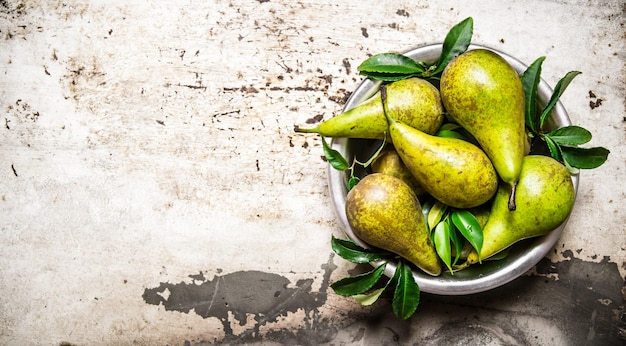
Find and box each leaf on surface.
[353,287,386,306]
[545,126,592,146]
[560,145,610,169]
[331,263,387,296]
[391,261,420,320]
[331,236,389,264]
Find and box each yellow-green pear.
[346,173,442,276]
[440,49,526,210]
[371,146,426,196]
[294,78,444,139]
[387,117,498,209]
[467,155,575,263]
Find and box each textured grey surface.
[1,1,624,345]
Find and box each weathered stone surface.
[0,1,624,345]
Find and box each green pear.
[346,173,442,276]
[440,49,526,210]
[387,117,498,209]
[294,78,444,139]
[467,155,575,264]
[371,146,426,196]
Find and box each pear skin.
[346,173,442,276]
[294,78,444,139]
[388,119,498,209]
[371,146,426,196]
[467,155,575,264]
[440,49,525,210]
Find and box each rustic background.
[1,1,624,345]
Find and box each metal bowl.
[328,43,579,295]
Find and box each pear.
[346,173,442,276]
[440,49,526,210]
[371,146,426,196]
[387,117,498,209]
[467,155,575,264]
[294,78,444,139]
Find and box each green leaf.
[560,145,610,169]
[436,129,470,141]
[450,210,483,262]
[331,263,387,296]
[544,135,562,162]
[356,72,418,82]
[563,158,580,175]
[331,236,389,264]
[392,261,420,320]
[353,287,386,306]
[421,197,435,222]
[358,53,425,77]
[322,137,350,170]
[432,17,473,76]
[427,201,448,231]
[448,221,464,266]
[348,176,360,190]
[433,219,453,273]
[545,126,592,146]
[539,71,582,129]
[438,123,462,131]
[520,56,545,133]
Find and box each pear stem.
[508,181,518,211]
[380,85,392,125]
[293,124,319,133]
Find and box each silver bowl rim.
[328,42,579,295]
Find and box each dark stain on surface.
[143,255,337,344]
[143,250,624,345]
[341,251,626,345]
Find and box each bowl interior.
[328,43,579,295]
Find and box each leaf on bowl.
[451,210,483,262]
[358,53,425,75]
[431,16,473,76]
[520,56,545,133]
[539,71,581,129]
[433,219,453,273]
[322,137,350,170]
[427,200,448,230]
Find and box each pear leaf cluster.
[521,59,610,172]
[422,199,485,272]
[330,236,420,320]
[357,17,473,81]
